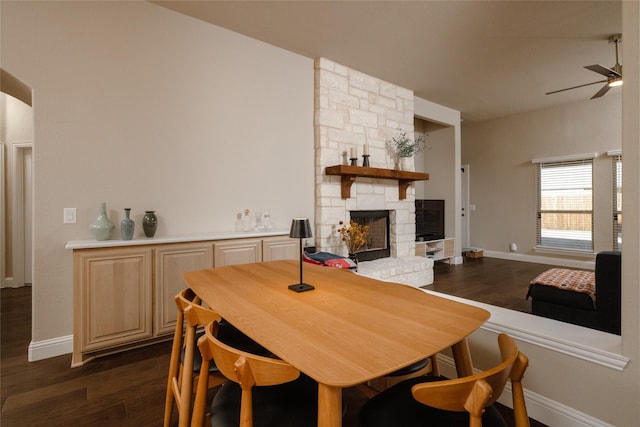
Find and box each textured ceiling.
[152,1,622,123]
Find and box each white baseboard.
[436,354,614,427]
[28,335,73,362]
[2,277,19,288]
[483,250,595,270]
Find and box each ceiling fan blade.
[546,79,607,95]
[591,84,612,99]
[585,64,621,78]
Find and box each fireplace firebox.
[349,210,391,261]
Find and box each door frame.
[461,164,470,249]
[7,142,33,288]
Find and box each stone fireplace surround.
[314,58,433,287]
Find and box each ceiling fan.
[546,34,622,99]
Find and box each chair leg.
[190,361,211,427]
[165,314,186,427]
[511,352,530,427]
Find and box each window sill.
[423,289,629,371]
[534,246,596,259]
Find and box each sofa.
[527,251,621,335]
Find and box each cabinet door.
[443,238,455,258]
[75,247,153,354]
[214,239,262,266]
[154,243,214,336]
[262,236,298,261]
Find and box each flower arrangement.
[386,131,426,158]
[338,220,370,254]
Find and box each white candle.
[363,144,369,155]
[350,147,356,158]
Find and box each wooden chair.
[163,289,227,427]
[191,321,319,427]
[359,333,530,427]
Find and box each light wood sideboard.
[68,231,296,366]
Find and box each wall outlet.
[64,208,76,224]
[509,242,517,252]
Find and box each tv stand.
[416,238,454,264]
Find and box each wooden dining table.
[183,259,490,427]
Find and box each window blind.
[612,154,622,251]
[535,158,593,252]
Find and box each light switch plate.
[64,208,76,224]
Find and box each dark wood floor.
[428,256,559,313]
[1,258,549,426]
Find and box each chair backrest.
[411,334,530,427]
[164,288,223,427]
[194,321,300,427]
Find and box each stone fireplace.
[313,58,433,286]
[313,57,417,256]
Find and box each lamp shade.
[289,218,312,239]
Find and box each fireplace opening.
[349,210,391,261]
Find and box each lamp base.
[288,283,315,293]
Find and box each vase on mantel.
[400,156,414,171]
[120,208,135,240]
[90,202,115,241]
[142,211,158,238]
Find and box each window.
[611,152,622,251]
[534,156,594,252]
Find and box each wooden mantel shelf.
[325,165,429,200]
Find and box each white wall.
[1,1,639,425]
[1,1,314,345]
[462,93,621,257]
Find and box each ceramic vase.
[400,157,413,171]
[90,202,115,241]
[120,208,135,240]
[348,253,359,272]
[142,211,158,238]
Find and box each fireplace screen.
[349,210,391,261]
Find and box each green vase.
[120,208,135,240]
[90,202,115,241]
[143,211,157,238]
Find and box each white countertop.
[66,229,290,250]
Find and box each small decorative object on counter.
[142,211,158,237]
[349,147,358,166]
[120,208,135,240]
[242,209,252,231]
[90,202,115,241]
[253,209,274,231]
[234,212,243,232]
[262,209,273,230]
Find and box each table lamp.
[288,218,315,292]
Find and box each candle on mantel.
[363,144,369,155]
[350,147,356,158]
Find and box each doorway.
[10,143,33,286]
[461,164,470,249]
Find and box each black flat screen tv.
[415,199,445,241]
